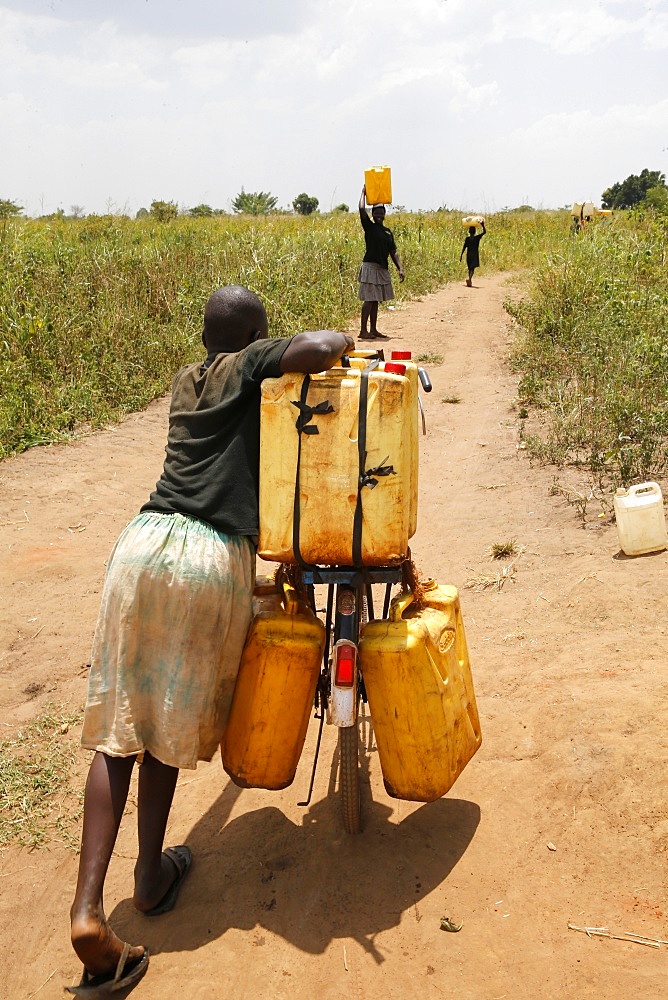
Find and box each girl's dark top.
[360,210,397,269]
[142,338,290,535]
[463,232,484,268]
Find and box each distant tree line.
[602,169,667,211]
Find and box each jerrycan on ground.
[613,482,668,556]
[221,576,325,790]
[359,581,482,802]
[365,166,392,205]
[258,365,416,566]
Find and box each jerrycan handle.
[281,582,300,616]
[628,482,661,498]
[389,589,415,622]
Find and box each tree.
[332,203,349,213]
[135,207,149,219]
[69,205,85,219]
[150,199,178,222]
[644,184,668,215]
[231,189,278,215]
[292,192,319,215]
[0,198,23,217]
[188,203,214,217]
[602,169,666,209]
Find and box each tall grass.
[0,209,566,458]
[506,213,668,483]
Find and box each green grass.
[0,705,84,849]
[0,209,567,459]
[506,211,668,483]
[415,352,444,365]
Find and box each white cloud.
[0,0,666,214]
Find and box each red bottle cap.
[391,350,412,360]
[384,362,406,376]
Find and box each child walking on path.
[460,220,486,287]
[67,285,354,996]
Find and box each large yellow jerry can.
[221,577,325,790]
[330,355,419,539]
[365,165,392,205]
[258,366,416,566]
[359,581,482,802]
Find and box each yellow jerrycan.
[258,365,415,566]
[221,576,325,790]
[365,166,392,205]
[359,580,482,802]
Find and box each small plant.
[441,393,461,404]
[549,476,611,523]
[490,539,518,559]
[464,563,517,592]
[0,704,84,848]
[415,352,444,365]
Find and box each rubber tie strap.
[360,456,396,490]
[291,398,334,434]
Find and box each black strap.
[352,359,386,568]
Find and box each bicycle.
[293,357,432,834]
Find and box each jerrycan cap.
[615,487,627,496]
[422,578,438,592]
[384,362,406,376]
[391,350,412,360]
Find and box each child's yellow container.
[359,581,482,802]
[221,577,325,790]
[365,166,392,205]
[462,215,484,227]
[258,366,416,566]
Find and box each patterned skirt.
[81,511,255,769]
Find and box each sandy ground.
[1,272,666,1000]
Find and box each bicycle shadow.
[110,767,480,965]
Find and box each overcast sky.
[1,0,667,216]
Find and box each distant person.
[358,185,405,340]
[460,219,486,287]
[67,285,354,996]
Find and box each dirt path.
[1,273,666,1000]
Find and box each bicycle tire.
[339,722,361,834]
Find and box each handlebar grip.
[418,367,432,392]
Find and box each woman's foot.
[135,845,192,916]
[71,906,145,979]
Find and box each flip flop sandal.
[143,844,192,917]
[66,943,149,997]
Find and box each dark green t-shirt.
[142,337,290,534]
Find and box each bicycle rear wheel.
[339,721,361,834]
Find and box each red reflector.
[384,362,406,376]
[334,643,356,687]
[391,350,412,360]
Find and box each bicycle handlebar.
[418,367,432,392]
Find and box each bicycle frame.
[297,566,403,824]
